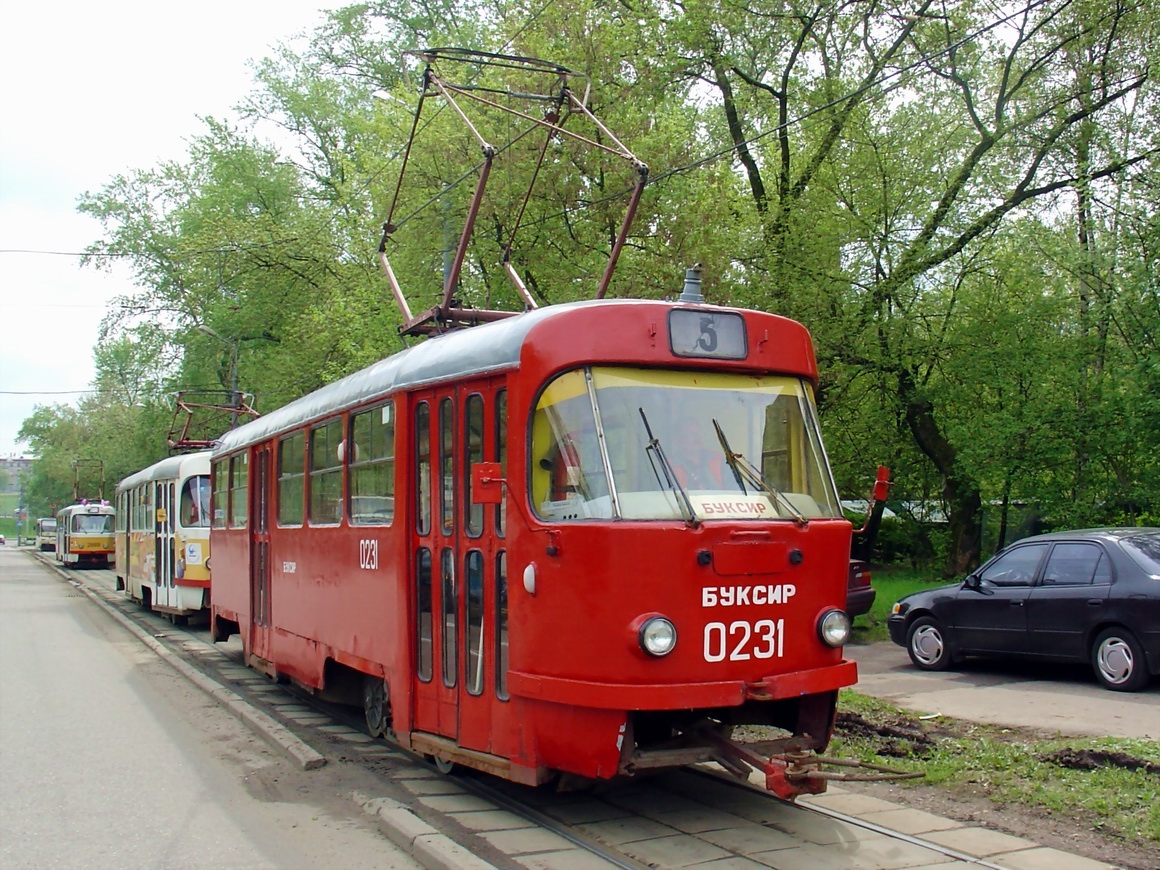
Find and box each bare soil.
[832,710,1160,870]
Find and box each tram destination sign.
[668,309,747,360]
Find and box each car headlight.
[639,616,678,657]
[817,609,851,647]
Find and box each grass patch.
[832,689,1160,847]
[850,566,948,643]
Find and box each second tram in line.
[209,282,862,800]
[55,501,116,567]
[115,451,213,619]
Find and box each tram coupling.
[701,730,923,801]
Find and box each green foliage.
[16,0,1156,559]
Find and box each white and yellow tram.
[35,516,57,551]
[55,501,115,567]
[115,452,212,619]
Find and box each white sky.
[0,1,348,457]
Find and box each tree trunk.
[898,369,983,577]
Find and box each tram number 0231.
[359,539,379,570]
[703,619,784,662]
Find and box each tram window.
[416,403,431,536]
[229,455,249,528]
[278,433,305,526]
[495,550,509,700]
[181,475,211,528]
[464,394,484,537]
[465,550,484,695]
[496,390,507,538]
[212,460,228,528]
[75,513,114,534]
[441,547,457,687]
[530,369,612,521]
[349,401,395,526]
[416,547,432,682]
[309,418,343,525]
[439,398,454,534]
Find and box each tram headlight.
[817,609,851,647]
[638,616,678,657]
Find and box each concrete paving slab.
[524,794,632,826]
[605,786,713,817]
[801,792,908,816]
[992,846,1120,870]
[922,826,1036,857]
[618,832,733,866]
[651,807,745,834]
[854,807,967,836]
[417,794,498,813]
[514,850,623,869]
[695,818,801,853]
[686,856,770,868]
[576,815,681,845]
[477,826,578,854]
[761,808,886,846]
[450,809,538,832]
[399,777,470,797]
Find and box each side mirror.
[471,462,504,505]
[963,573,981,590]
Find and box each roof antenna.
[679,263,704,304]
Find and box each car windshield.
[1121,533,1160,576]
[530,366,842,521]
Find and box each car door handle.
[1087,599,1103,606]
[1009,600,1024,606]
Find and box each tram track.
[52,559,1017,870]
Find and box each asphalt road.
[847,640,1159,740]
[0,547,420,869]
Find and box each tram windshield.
[531,367,842,521]
[72,513,114,534]
[180,475,211,528]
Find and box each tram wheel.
[432,755,455,775]
[363,676,388,738]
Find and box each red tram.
[210,275,862,800]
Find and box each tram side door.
[456,379,507,756]
[411,390,459,739]
[154,481,175,609]
[250,446,274,662]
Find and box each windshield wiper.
[639,408,697,525]
[712,419,807,525]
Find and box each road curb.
[44,558,327,772]
[353,793,499,870]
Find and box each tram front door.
[410,380,509,758]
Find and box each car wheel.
[1091,627,1149,692]
[906,616,953,671]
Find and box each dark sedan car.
[888,528,1160,691]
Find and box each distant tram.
[115,451,212,619]
[210,286,864,800]
[35,517,57,551]
[55,501,115,567]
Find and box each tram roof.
[213,299,599,456]
[116,451,212,494]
